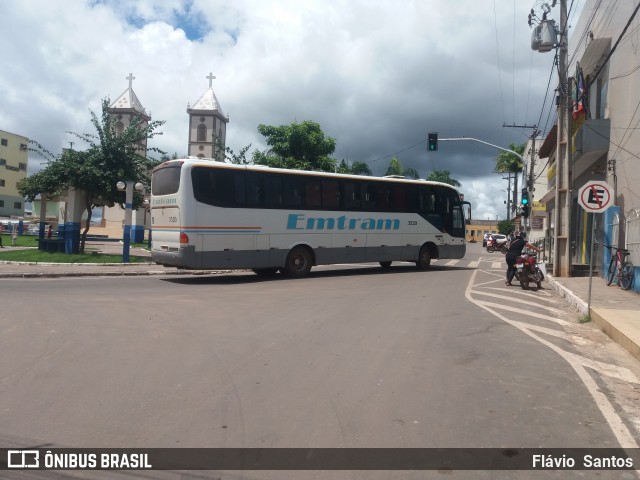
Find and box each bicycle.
[605,245,635,290]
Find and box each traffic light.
[521,188,530,218]
[428,133,438,151]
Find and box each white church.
[99,73,229,240]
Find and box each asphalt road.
[1,247,640,479]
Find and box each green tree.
[385,157,419,179]
[495,143,525,215]
[497,219,516,235]
[214,138,252,165]
[19,99,165,253]
[426,169,461,187]
[252,120,337,172]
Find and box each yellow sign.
[532,201,545,211]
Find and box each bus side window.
[246,173,262,206]
[391,185,406,211]
[234,172,246,205]
[305,179,322,208]
[283,175,303,207]
[192,167,232,205]
[362,183,377,210]
[264,175,283,207]
[377,185,392,211]
[322,180,340,209]
[343,182,360,210]
[405,187,418,213]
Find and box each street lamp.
[117,180,144,263]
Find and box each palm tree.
[426,169,461,187]
[385,157,420,179]
[337,160,372,176]
[495,143,525,215]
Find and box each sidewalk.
[0,242,230,278]
[546,273,640,362]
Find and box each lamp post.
[117,180,144,263]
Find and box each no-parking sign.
[578,181,613,212]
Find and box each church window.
[116,122,124,135]
[197,124,207,142]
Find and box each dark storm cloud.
[0,0,580,219]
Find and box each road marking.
[491,262,502,269]
[480,287,559,303]
[467,260,480,268]
[471,291,565,314]
[474,300,572,326]
[444,260,459,266]
[465,269,639,449]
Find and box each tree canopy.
[336,160,372,176]
[252,120,337,172]
[385,157,420,179]
[497,219,516,235]
[19,98,165,252]
[426,169,461,187]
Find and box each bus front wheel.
[283,246,313,278]
[416,246,431,270]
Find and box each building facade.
[466,220,499,243]
[0,129,29,218]
[538,0,640,290]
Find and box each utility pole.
[554,0,571,277]
[526,127,540,237]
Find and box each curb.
[0,269,235,279]
[590,308,640,362]
[545,274,588,315]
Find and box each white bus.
[150,158,470,277]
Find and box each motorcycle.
[486,236,508,254]
[515,253,544,289]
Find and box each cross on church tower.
[207,72,216,88]
[127,73,135,89]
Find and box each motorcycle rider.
[505,231,540,286]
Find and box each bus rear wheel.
[379,261,392,269]
[416,246,431,270]
[283,246,313,278]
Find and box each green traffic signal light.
[521,188,529,205]
[428,133,438,151]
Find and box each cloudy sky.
[1,0,585,220]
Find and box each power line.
[363,139,427,165]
